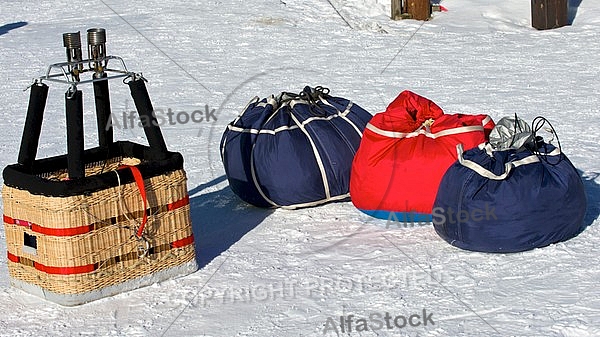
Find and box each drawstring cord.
[422,118,435,132]
[530,116,563,166]
[279,86,331,116]
[414,118,435,133]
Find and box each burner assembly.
[50,28,131,86]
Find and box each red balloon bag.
[350,90,494,220]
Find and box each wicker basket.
[2,79,198,306]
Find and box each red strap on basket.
[7,252,97,275]
[171,235,195,248]
[7,233,194,275]
[120,165,147,238]
[3,195,189,236]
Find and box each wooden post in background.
[531,0,568,30]
[391,0,403,20]
[407,0,432,21]
[391,0,431,21]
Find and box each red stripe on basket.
[7,234,192,276]
[2,196,189,237]
[8,251,96,275]
[3,215,33,228]
[168,195,189,211]
[171,234,195,248]
[15,219,33,227]
[31,224,94,236]
[34,262,97,275]
[7,234,194,275]
[7,252,20,263]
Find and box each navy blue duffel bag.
[220,86,372,208]
[433,116,587,253]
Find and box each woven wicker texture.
[2,159,196,296]
[6,245,195,295]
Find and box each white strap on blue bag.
[456,142,562,181]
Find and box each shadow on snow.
[188,175,273,268]
[581,170,600,228]
[0,22,27,36]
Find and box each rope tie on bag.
[530,116,564,166]
[307,86,331,116]
[422,118,435,132]
[280,86,331,117]
[413,118,435,133]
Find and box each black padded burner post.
[18,83,49,171]
[65,90,85,179]
[93,73,113,147]
[127,78,168,159]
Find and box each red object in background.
[350,90,494,216]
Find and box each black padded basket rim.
[3,141,183,197]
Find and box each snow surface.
[1,0,599,336]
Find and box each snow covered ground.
[1,0,599,336]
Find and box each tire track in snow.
[323,0,354,29]
[382,235,503,335]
